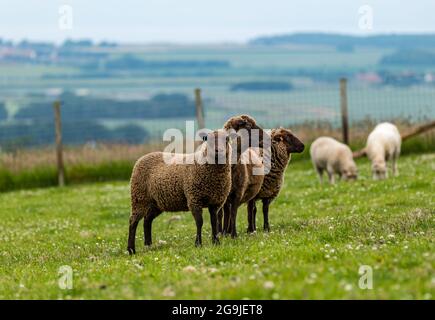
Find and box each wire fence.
[202,84,435,128]
[0,79,434,176]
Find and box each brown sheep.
[218,114,270,237]
[127,129,236,254]
[247,128,304,233]
[218,147,265,238]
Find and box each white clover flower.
[263,281,275,289]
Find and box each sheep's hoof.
[263,226,270,232]
[195,241,202,247]
[212,238,220,245]
[127,247,136,255]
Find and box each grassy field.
[0,154,433,299]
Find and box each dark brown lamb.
[127,129,235,254]
[218,114,270,237]
[247,128,305,233]
[217,147,265,238]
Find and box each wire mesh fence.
[0,79,434,178]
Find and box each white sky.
[1,0,435,43]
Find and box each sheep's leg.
[192,208,203,247]
[143,209,160,247]
[252,204,257,231]
[247,200,257,233]
[327,168,335,184]
[217,208,223,234]
[262,198,271,232]
[223,202,231,236]
[127,213,143,255]
[316,167,324,183]
[208,205,220,245]
[229,201,240,238]
[392,155,399,177]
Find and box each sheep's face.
[200,130,236,164]
[271,128,305,154]
[342,165,358,181]
[223,114,271,149]
[223,114,256,132]
[372,161,387,180]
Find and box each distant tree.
[105,54,146,70]
[336,44,354,53]
[62,39,93,48]
[0,121,150,147]
[14,92,196,122]
[0,103,7,120]
[99,41,118,48]
[104,54,230,70]
[380,50,435,66]
[230,81,293,92]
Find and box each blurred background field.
[1,34,435,191]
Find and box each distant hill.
[249,33,435,49]
[380,50,435,66]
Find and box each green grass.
[0,161,134,192]
[2,136,434,192]
[0,154,434,299]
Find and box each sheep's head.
[223,114,257,132]
[223,114,271,151]
[198,129,237,164]
[342,163,358,181]
[271,128,305,154]
[372,160,387,180]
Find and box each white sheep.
[366,122,401,180]
[310,137,358,184]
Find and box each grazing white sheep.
[366,122,401,180]
[310,137,358,184]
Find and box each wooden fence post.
[194,88,205,130]
[53,100,65,187]
[340,78,350,145]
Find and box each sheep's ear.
[273,133,283,142]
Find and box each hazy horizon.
[1,0,435,44]
[4,31,435,46]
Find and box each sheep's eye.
[202,136,207,142]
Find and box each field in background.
[1,44,435,144]
[0,154,433,299]
[1,43,434,191]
